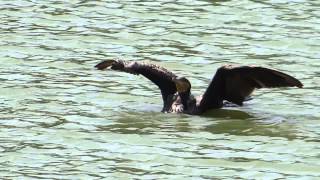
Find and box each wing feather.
[95,59,178,105]
[199,65,303,110]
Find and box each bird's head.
[173,77,191,93]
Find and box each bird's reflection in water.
[202,109,299,140]
[98,108,299,140]
[97,110,163,135]
[203,108,254,119]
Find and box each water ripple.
[0,0,319,179]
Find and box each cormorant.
[95,59,303,115]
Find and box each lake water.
[0,0,319,179]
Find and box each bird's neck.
[178,90,191,109]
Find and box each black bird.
[95,59,303,115]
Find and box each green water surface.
[0,0,319,179]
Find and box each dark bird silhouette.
[95,59,303,115]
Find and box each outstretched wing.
[199,65,303,111]
[95,59,178,104]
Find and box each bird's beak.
[173,78,186,93]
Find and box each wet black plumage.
[95,59,303,115]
